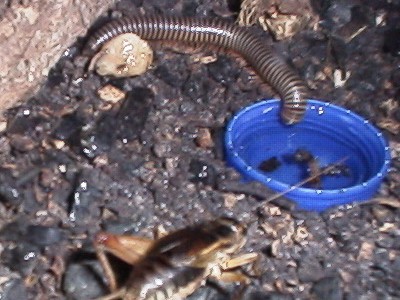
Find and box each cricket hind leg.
[94,287,126,300]
[94,232,154,292]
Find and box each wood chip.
[0,120,7,133]
[195,127,214,148]
[357,241,374,261]
[97,84,126,103]
[223,192,239,208]
[377,118,400,135]
[379,223,396,233]
[294,225,310,243]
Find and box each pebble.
[311,275,343,300]
[63,263,106,300]
[1,279,28,300]
[0,180,22,206]
[376,236,395,249]
[195,127,214,148]
[297,257,325,283]
[26,225,64,247]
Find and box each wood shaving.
[97,84,126,103]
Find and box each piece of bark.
[0,0,116,115]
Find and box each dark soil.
[0,0,399,299]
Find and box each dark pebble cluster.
[0,0,399,299]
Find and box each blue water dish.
[225,99,391,212]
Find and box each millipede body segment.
[85,15,310,124]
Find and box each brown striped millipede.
[84,15,310,124]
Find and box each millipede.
[84,15,310,124]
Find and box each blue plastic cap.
[225,99,391,212]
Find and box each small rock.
[63,263,106,300]
[26,225,64,247]
[376,236,395,249]
[195,128,214,148]
[311,275,343,300]
[297,258,324,282]
[1,279,29,300]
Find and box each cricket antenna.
[256,156,349,212]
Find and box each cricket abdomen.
[124,255,205,300]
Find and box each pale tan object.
[238,0,318,40]
[97,84,126,103]
[0,0,116,115]
[89,33,154,77]
[195,127,214,148]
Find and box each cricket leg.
[95,287,126,300]
[94,232,154,291]
[220,253,259,270]
[209,253,259,284]
[94,232,154,264]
